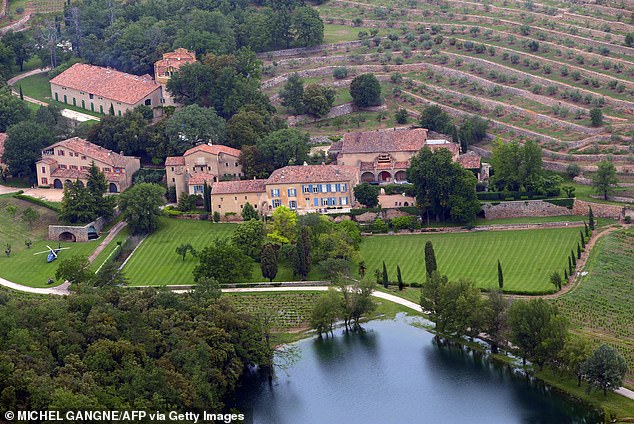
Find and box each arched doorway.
[64,180,72,187]
[108,183,118,193]
[378,171,392,182]
[87,226,99,240]
[59,232,77,242]
[395,170,407,182]
[53,179,63,189]
[361,172,375,183]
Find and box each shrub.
[332,67,349,79]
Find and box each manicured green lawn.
[476,215,614,227]
[122,217,326,286]
[15,72,52,101]
[360,228,582,293]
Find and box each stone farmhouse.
[330,127,460,184]
[166,144,243,200]
[154,48,196,107]
[211,164,359,217]
[36,137,140,193]
[50,63,163,117]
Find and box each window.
[103,167,111,172]
[313,198,319,206]
[288,188,296,197]
[312,185,319,193]
[235,162,238,167]
[271,189,280,197]
[89,93,94,99]
[272,199,281,208]
[326,184,332,192]
[244,196,247,200]
[70,165,78,170]
[225,162,229,167]
[145,99,152,106]
[341,197,349,206]
[41,166,46,173]
[335,183,341,192]
[171,167,174,171]
[217,205,221,209]
[193,185,204,194]
[118,111,122,116]
[80,92,84,95]
[59,165,67,169]
[55,93,58,101]
[172,178,175,182]
[41,177,47,185]
[321,198,329,206]
[100,105,104,114]
[302,185,311,193]
[342,184,348,192]
[234,197,237,201]
[321,184,328,193]
[305,198,310,202]
[81,100,85,109]
[81,156,86,160]
[57,150,64,156]
[289,200,297,210]
[63,95,67,103]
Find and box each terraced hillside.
[260,0,634,178]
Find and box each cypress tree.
[571,250,576,267]
[382,261,389,289]
[564,268,568,280]
[577,243,582,259]
[584,221,589,237]
[397,265,403,291]
[203,182,211,212]
[497,259,504,289]
[261,243,278,282]
[568,256,573,275]
[588,207,595,230]
[580,230,585,248]
[424,240,437,276]
[19,85,24,100]
[293,226,311,280]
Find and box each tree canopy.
[592,159,618,201]
[350,73,382,107]
[2,121,53,178]
[117,183,165,234]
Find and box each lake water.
[235,315,602,424]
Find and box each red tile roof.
[49,63,161,105]
[50,168,124,182]
[155,49,196,77]
[165,156,185,166]
[0,133,6,164]
[41,137,131,168]
[267,164,358,185]
[340,128,428,154]
[458,151,481,169]
[212,179,267,195]
[183,144,241,158]
[40,157,57,165]
[187,172,217,185]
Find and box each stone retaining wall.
[571,199,625,219]
[48,217,107,242]
[481,199,572,219]
[257,40,363,59]
[0,0,7,18]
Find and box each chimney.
[120,151,124,156]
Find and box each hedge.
[477,191,554,201]
[382,183,415,196]
[13,193,61,212]
[544,198,575,209]
[350,207,382,216]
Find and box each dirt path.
[88,221,127,263]
[8,68,100,122]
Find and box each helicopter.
[33,243,71,263]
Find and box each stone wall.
[48,217,107,242]
[571,199,626,219]
[481,200,572,219]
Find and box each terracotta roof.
[155,49,196,77]
[267,165,358,185]
[183,144,241,158]
[458,151,481,169]
[425,139,460,156]
[0,133,6,164]
[187,172,216,185]
[165,156,185,166]
[49,63,161,105]
[40,157,57,165]
[212,179,267,195]
[42,137,131,168]
[341,128,428,154]
[49,168,124,182]
[394,161,409,168]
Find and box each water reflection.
[234,316,602,424]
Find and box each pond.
[234,315,602,424]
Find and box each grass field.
[0,196,102,287]
[360,228,582,293]
[122,217,326,286]
[552,229,634,384]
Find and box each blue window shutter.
[313,198,318,206]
